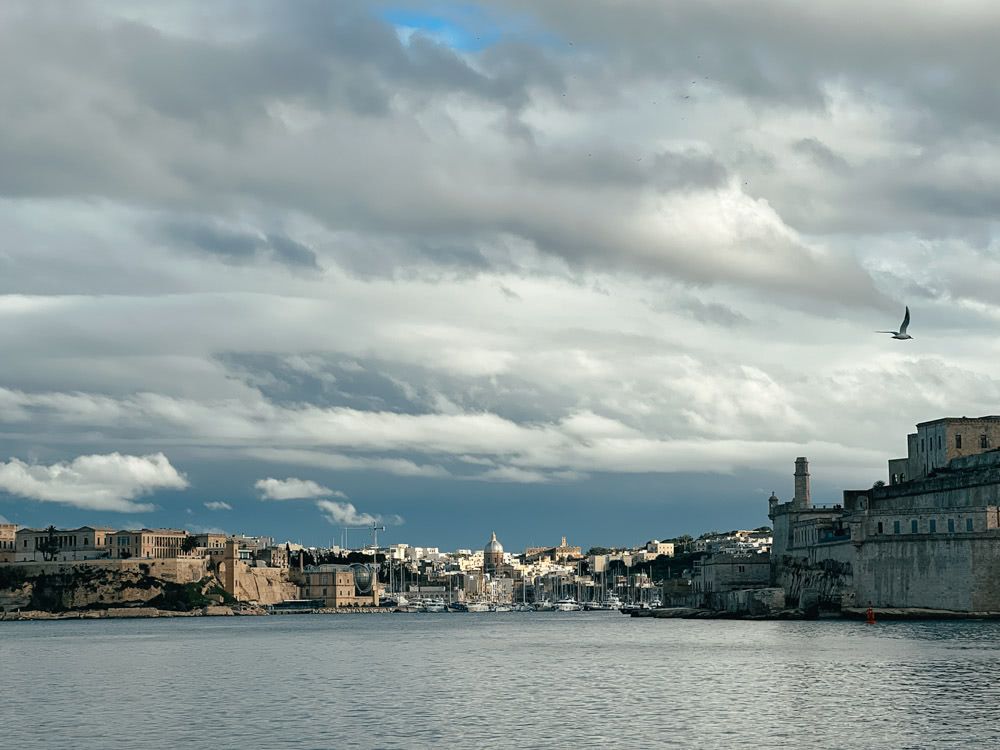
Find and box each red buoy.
[865,605,876,625]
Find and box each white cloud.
[316,499,378,526]
[477,466,552,483]
[246,449,450,478]
[203,500,232,511]
[255,477,347,501]
[0,452,188,512]
[315,500,404,527]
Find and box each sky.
[2,1,1000,551]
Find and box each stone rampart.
[872,464,1000,510]
[774,546,854,608]
[854,535,1000,610]
[232,564,299,605]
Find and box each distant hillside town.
[0,510,768,615]
[5,413,1000,620]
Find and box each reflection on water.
[3,614,1000,749]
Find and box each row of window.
[920,433,989,453]
[28,535,91,548]
[876,518,975,535]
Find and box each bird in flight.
[877,306,913,340]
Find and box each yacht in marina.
[466,601,490,613]
[554,598,583,612]
[603,594,624,610]
[420,598,448,613]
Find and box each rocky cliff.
[0,563,232,612]
[0,559,300,613]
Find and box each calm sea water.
[2,612,999,749]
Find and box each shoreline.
[639,606,1000,621]
[0,605,395,621]
[8,605,1000,622]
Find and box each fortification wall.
[873,466,1000,511]
[232,563,299,605]
[855,536,1000,611]
[775,542,855,609]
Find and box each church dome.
[484,531,504,554]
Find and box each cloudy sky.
[2,1,999,550]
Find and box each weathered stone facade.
[770,420,1000,613]
[0,523,15,563]
[889,415,1000,485]
[297,564,378,607]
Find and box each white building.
[645,540,675,557]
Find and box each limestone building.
[770,417,1000,612]
[645,540,675,558]
[191,532,227,555]
[888,416,1000,485]
[0,523,16,563]
[300,564,378,607]
[524,536,583,563]
[14,526,115,562]
[108,529,188,559]
[692,553,771,609]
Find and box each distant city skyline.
[2,2,999,548]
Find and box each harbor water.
[2,613,998,749]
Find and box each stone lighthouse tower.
[793,457,811,509]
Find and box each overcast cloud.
[0,1,998,547]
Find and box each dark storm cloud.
[217,353,578,425]
[160,219,320,269]
[0,1,886,301]
[792,138,850,173]
[676,298,749,328]
[4,1,999,302]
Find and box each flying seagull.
[877,306,912,340]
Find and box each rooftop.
[916,415,1000,427]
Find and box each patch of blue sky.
[377,5,505,52]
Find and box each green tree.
[37,525,60,561]
[181,536,199,553]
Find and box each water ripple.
[3,614,999,749]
